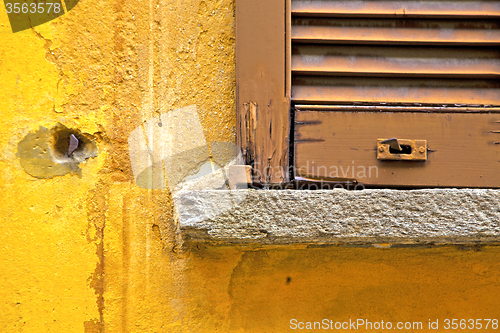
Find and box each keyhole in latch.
[390,145,412,154]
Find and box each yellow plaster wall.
[1,1,500,332]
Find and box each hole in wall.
[50,125,96,162]
[17,123,98,178]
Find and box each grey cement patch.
[17,124,97,179]
[178,189,500,245]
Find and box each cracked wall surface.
[2,1,500,332]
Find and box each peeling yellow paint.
[2,0,500,332]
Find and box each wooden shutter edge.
[236,0,292,185]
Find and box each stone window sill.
[177,189,500,245]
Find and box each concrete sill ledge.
[177,189,500,245]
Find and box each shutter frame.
[236,0,500,187]
[236,0,291,185]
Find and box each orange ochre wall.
[1,0,499,332]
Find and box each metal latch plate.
[377,139,427,161]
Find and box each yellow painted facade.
[1,1,499,332]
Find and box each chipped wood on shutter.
[236,0,292,184]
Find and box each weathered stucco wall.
[1,1,500,332]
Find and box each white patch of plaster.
[127,105,249,224]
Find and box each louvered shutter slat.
[292,45,500,78]
[292,24,500,45]
[291,1,500,18]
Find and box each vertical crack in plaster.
[121,194,131,333]
[31,28,69,113]
[227,249,246,325]
[85,181,110,332]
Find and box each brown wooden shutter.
[292,0,500,187]
[237,0,500,187]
